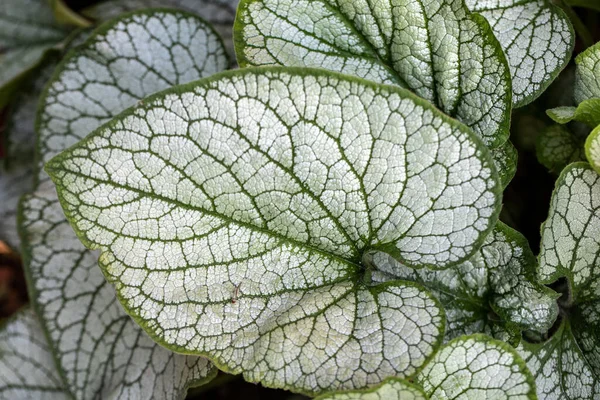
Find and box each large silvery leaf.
[464,0,573,107]
[82,0,239,57]
[416,335,537,399]
[45,67,502,394]
[20,10,229,399]
[0,0,69,106]
[315,335,537,400]
[517,162,600,399]
[368,222,559,342]
[0,308,69,400]
[234,0,512,149]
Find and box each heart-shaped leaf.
[368,222,559,343]
[315,335,537,400]
[464,0,573,107]
[234,0,512,149]
[45,67,502,394]
[20,10,229,399]
[0,0,69,107]
[518,162,600,399]
[0,308,69,399]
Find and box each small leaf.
[368,222,559,342]
[585,125,600,174]
[82,0,240,57]
[535,125,585,174]
[547,106,577,124]
[547,100,600,128]
[464,0,574,107]
[416,334,537,400]
[45,67,503,394]
[0,308,69,399]
[492,140,518,189]
[314,378,428,400]
[21,10,228,399]
[519,162,600,399]
[0,0,69,107]
[235,0,512,149]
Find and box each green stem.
[186,372,240,398]
[557,0,595,49]
[565,0,600,12]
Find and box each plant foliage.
[1,0,600,399]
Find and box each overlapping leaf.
[81,0,239,56]
[518,162,600,399]
[20,10,229,399]
[315,335,537,400]
[234,0,512,149]
[0,0,69,107]
[573,42,600,174]
[368,222,559,342]
[0,308,69,400]
[464,0,573,107]
[546,41,600,174]
[45,67,502,394]
[417,335,537,399]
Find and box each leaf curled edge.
[465,0,574,107]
